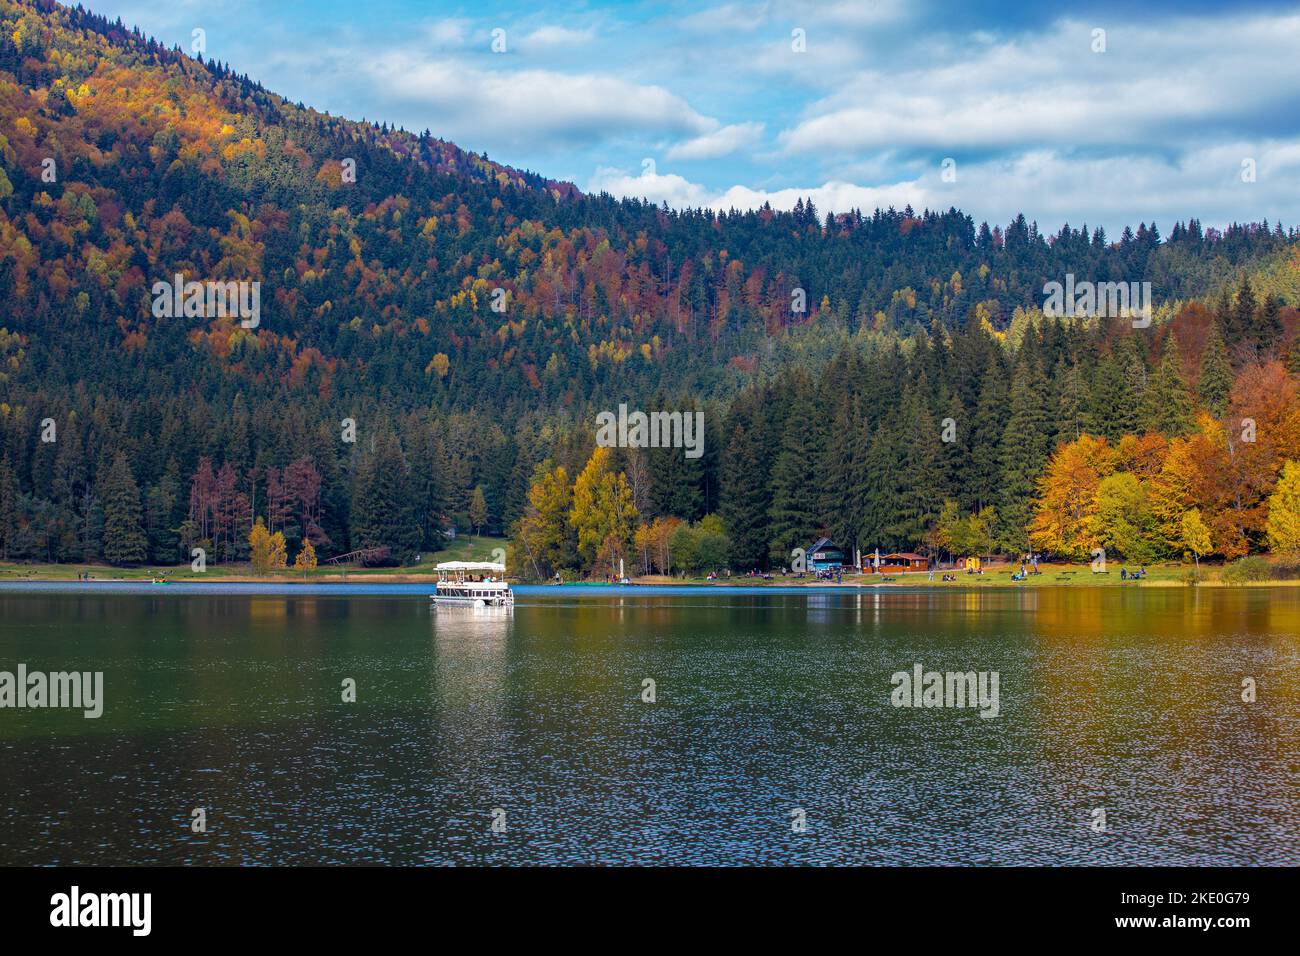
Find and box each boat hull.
[431,588,514,608]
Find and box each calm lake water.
[1,585,1297,865]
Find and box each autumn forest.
[1,0,1299,578]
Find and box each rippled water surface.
[1,586,1297,865]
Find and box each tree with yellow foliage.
[249,518,272,573]
[1180,509,1212,569]
[294,539,317,575]
[268,529,287,571]
[249,517,287,574]
[512,462,575,580]
[1265,460,1300,561]
[1030,434,1113,559]
[1089,472,1160,564]
[569,448,638,569]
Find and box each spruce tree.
[0,458,18,561]
[965,352,1007,512]
[1053,359,1090,441]
[648,395,705,521]
[1254,293,1283,353]
[1227,275,1256,347]
[997,355,1051,553]
[502,422,536,531]
[1142,334,1194,436]
[1197,320,1233,417]
[720,419,768,569]
[890,383,943,548]
[350,430,419,563]
[99,452,147,565]
[817,396,861,548]
[1213,287,1235,346]
[936,388,966,504]
[145,473,180,563]
[859,419,902,553]
[766,388,819,568]
[1090,336,1144,438]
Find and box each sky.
[84,0,1300,235]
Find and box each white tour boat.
[432,561,514,608]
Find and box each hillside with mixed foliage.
[0,0,1298,574]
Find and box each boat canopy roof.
[435,561,506,572]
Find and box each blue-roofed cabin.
[806,537,845,571]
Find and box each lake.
[1,585,1297,865]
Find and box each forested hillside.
[0,0,1298,574]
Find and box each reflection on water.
[0,587,1297,865]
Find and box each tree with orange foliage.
[1030,434,1114,559]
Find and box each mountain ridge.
[0,0,1297,574]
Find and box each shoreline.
[2,558,1294,591]
[1,576,1296,594]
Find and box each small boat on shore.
[431,561,513,608]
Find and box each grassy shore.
[0,535,508,584]
[5,550,1294,588]
[632,560,1298,588]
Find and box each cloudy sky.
[88,0,1300,234]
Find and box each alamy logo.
[595,404,704,459]
[0,665,103,718]
[151,274,261,328]
[890,663,1000,718]
[50,886,150,936]
[1042,273,1151,327]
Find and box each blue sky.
[87,0,1300,234]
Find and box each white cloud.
[935,143,1300,232]
[367,54,717,150]
[590,136,1300,235]
[677,3,773,34]
[709,179,926,214]
[779,13,1300,155]
[523,25,597,49]
[588,165,925,214]
[425,19,471,49]
[588,166,716,207]
[666,122,765,160]
[794,0,908,28]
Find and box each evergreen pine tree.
[997,355,1051,553]
[1053,359,1090,441]
[502,422,536,531]
[817,396,861,548]
[1197,320,1233,417]
[1213,287,1235,346]
[402,420,448,553]
[1090,336,1144,438]
[1227,275,1256,347]
[1142,334,1195,436]
[859,419,902,552]
[1119,337,1147,433]
[937,388,966,505]
[0,458,18,561]
[350,430,419,563]
[965,352,1007,512]
[99,452,147,565]
[648,395,705,520]
[145,472,181,563]
[720,419,768,569]
[1254,293,1283,353]
[766,389,819,567]
[890,382,944,547]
